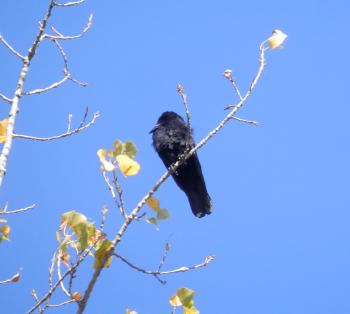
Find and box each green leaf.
[112,140,123,156]
[146,217,158,226]
[94,239,112,270]
[61,211,96,251]
[61,211,87,228]
[124,141,138,158]
[157,208,169,220]
[177,288,195,308]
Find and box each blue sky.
[1,1,350,313]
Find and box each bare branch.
[100,205,108,231]
[27,249,90,314]
[114,252,215,284]
[0,93,11,103]
[0,35,25,60]
[176,84,191,151]
[0,0,56,187]
[78,39,270,314]
[157,241,170,273]
[43,14,93,41]
[224,69,244,101]
[23,39,86,96]
[56,254,71,298]
[46,300,75,308]
[0,203,35,215]
[13,111,100,141]
[31,290,44,314]
[112,171,128,220]
[23,75,70,96]
[0,272,20,285]
[101,170,128,221]
[54,0,85,8]
[231,116,259,126]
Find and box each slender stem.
[77,42,267,314]
[0,204,35,215]
[0,0,56,187]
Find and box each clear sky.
[1,1,350,313]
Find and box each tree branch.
[0,0,95,188]
[23,39,87,96]
[42,14,93,41]
[0,272,20,285]
[13,111,100,141]
[27,249,89,314]
[231,116,259,126]
[77,37,269,314]
[176,84,192,151]
[0,203,35,215]
[54,0,85,7]
[0,0,56,188]
[0,35,25,60]
[0,93,12,104]
[114,253,214,285]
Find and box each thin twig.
[102,171,128,221]
[48,250,57,292]
[57,253,72,298]
[100,205,108,231]
[0,93,11,103]
[0,35,25,60]
[78,40,269,314]
[0,203,35,215]
[46,300,75,307]
[27,249,90,314]
[42,14,93,41]
[54,0,85,7]
[157,241,170,273]
[23,76,70,96]
[0,272,20,285]
[231,116,259,126]
[114,253,214,284]
[176,84,191,151]
[224,70,244,101]
[31,290,44,314]
[13,111,100,141]
[0,0,56,187]
[112,171,128,220]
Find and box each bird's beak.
[149,124,160,134]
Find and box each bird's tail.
[187,191,212,218]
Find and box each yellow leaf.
[0,118,8,144]
[184,306,199,314]
[59,251,70,266]
[0,225,10,237]
[116,154,140,176]
[97,149,115,172]
[268,29,288,49]
[169,294,182,307]
[94,239,112,269]
[126,308,138,314]
[146,196,160,212]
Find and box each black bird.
[151,111,212,218]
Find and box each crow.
[150,111,212,218]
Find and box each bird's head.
[150,111,185,133]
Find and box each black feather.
[151,111,212,218]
